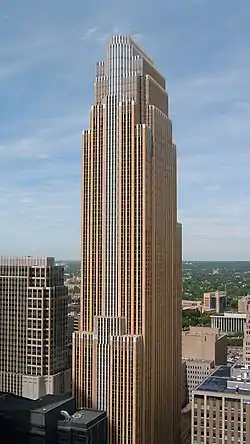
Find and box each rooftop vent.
[72,412,84,421]
[60,410,71,422]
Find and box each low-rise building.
[182,300,202,312]
[211,312,246,333]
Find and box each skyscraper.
[0,256,71,399]
[72,35,182,444]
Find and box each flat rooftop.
[182,327,225,338]
[58,408,106,430]
[0,256,55,266]
[211,312,246,319]
[195,366,250,397]
[0,393,74,413]
[183,358,214,364]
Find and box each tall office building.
[203,290,227,313]
[72,35,182,444]
[0,256,71,399]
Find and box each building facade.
[181,360,189,409]
[203,290,227,313]
[0,256,71,399]
[211,312,246,333]
[0,392,107,444]
[192,365,250,444]
[182,327,227,365]
[243,296,250,364]
[182,300,202,311]
[72,35,182,444]
[183,358,215,401]
[238,296,250,314]
[57,409,107,444]
[0,392,76,444]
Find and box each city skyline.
[1,0,250,260]
[72,35,181,443]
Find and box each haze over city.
[1,0,250,260]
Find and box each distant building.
[182,326,227,364]
[203,290,227,313]
[57,408,107,444]
[211,312,246,333]
[0,256,71,399]
[182,300,202,311]
[238,295,250,314]
[192,365,250,444]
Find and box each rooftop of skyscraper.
[195,365,250,397]
[58,408,107,430]
[0,392,74,412]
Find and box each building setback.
[0,256,71,399]
[72,35,182,444]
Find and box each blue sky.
[0,0,250,260]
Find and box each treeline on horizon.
[60,260,250,275]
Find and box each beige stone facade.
[0,256,70,398]
[72,35,182,444]
[182,326,227,364]
[192,365,250,443]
